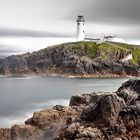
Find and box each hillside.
[0,41,140,77]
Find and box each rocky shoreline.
[0,78,140,140]
[0,73,135,79]
[0,41,140,77]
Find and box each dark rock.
[53,105,64,111]
[69,94,91,106]
[81,93,125,127]
[119,101,140,129]
[0,128,11,140]
[118,79,140,94]
[0,79,140,139]
[0,42,139,77]
[117,79,140,105]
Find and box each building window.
[83,31,84,33]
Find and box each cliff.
[0,79,140,140]
[0,41,140,77]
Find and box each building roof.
[77,15,85,22]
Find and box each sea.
[0,76,129,128]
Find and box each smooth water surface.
[0,76,129,127]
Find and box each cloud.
[68,0,140,25]
[95,0,140,24]
[0,44,23,53]
[0,37,76,57]
[0,28,73,38]
[0,0,139,46]
[0,43,25,57]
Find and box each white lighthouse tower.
[76,15,85,41]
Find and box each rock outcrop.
[0,41,140,77]
[0,79,140,139]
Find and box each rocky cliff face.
[0,79,140,140]
[0,41,140,77]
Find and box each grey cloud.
[0,0,139,41]
[97,0,140,22]
[68,0,140,25]
[0,53,14,58]
[0,44,25,58]
[64,0,140,40]
[0,44,22,53]
[0,28,73,38]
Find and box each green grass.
[83,42,98,59]
[120,44,134,50]
[69,41,140,65]
[41,41,140,66]
[114,42,140,65]
[131,48,140,65]
[97,42,130,60]
[70,41,98,59]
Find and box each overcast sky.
[0,0,140,56]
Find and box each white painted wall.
[77,20,85,41]
[120,54,133,62]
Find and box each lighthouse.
[76,15,85,41]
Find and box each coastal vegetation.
[0,41,140,77]
[64,41,140,65]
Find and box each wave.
[0,99,69,128]
[4,76,39,80]
[30,99,69,109]
[79,83,110,87]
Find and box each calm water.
[0,76,129,128]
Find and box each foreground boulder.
[117,79,140,105]
[0,79,140,140]
[80,93,125,127]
